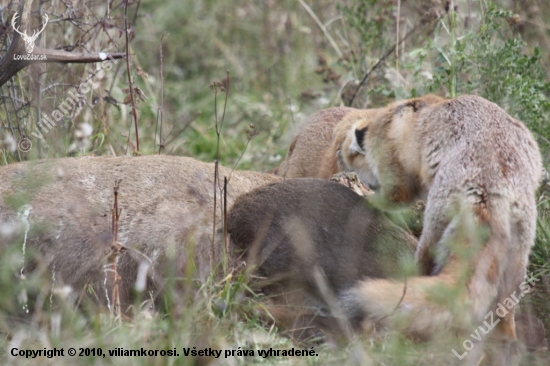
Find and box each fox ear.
[350,126,367,155]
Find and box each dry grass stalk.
[108,179,125,319]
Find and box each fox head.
[339,122,381,192]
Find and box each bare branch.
[36,48,125,64]
[348,11,443,106]
[0,1,125,87]
[124,0,139,153]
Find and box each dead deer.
[0,155,279,314]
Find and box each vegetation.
[0,0,549,364]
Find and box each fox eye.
[355,127,368,149]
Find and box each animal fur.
[227,178,417,340]
[0,155,280,312]
[272,107,358,178]
[334,94,542,364]
[227,177,546,353]
[1,153,545,357]
[271,103,428,236]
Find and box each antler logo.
[12,12,48,54]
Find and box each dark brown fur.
[227,178,417,339]
[227,178,547,351]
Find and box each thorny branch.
[0,0,125,87]
[348,10,444,106]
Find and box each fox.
[272,106,358,178]
[227,177,547,356]
[325,94,446,181]
[272,96,445,180]
[332,94,542,364]
[0,155,280,313]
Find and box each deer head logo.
[12,12,49,54]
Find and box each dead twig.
[0,1,125,87]
[228,123,259,183]
[223,176,228,268]
[209,71,230,269]
[107,179,125,320]
[164,112,200,151]
[156,32,166,154]
[211,160,219,270]
[348,12,442,106]
[123,0,139,153]
[377,278,408,324]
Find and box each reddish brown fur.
[335,95,543,365]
